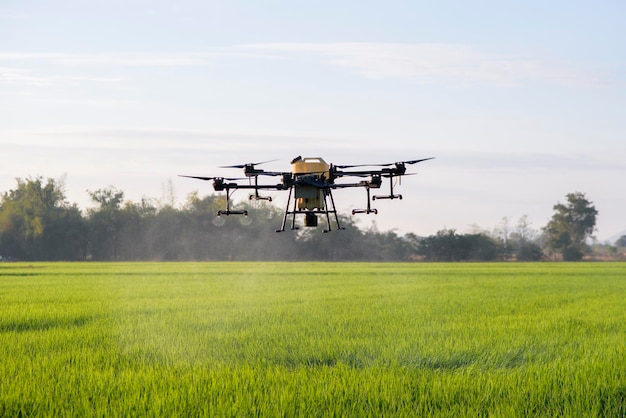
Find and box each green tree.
[511,215,543,261]
[543,192,598,261]
[416,229,498,262]
[0,177,86,260]
[86,187,126,260]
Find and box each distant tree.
[417,229,498,262]
[543,192,597,261]
[117,198,158,260]
[144,205,184,260]
[86,187,126,260]
[615,235,626,248]
[0,177,86,260]
[295,214,365,261]
[88,187,125,212]
[493,216,512,260]
[511,215,543,261]
[360,227,412,261]
[5,177,579,262]
[515,241,543,261]
[463,233,499,261]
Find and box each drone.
[180,156,434,233]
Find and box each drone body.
[180,155,434,233]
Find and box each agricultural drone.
[180,156,434,232]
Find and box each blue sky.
[2,1,625,241]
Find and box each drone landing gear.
[217,210,248,216]
[276,187,344,233]
[372,175,403,200]
[216,188,249,217]
[372,194,402,200]
[249,194,272,202]
[249,185,272,202]
[352,187,378,215]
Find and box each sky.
[1,0,625,242]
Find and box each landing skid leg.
[290,191,299,230]
[328,189,343,231]
[322,190,332,233]
[276,186,293,232]
[352,187,378,215]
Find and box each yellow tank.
[291,157,330,210]
[291,157,330,178]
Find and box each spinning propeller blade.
[178,175,245,181]
[403,157,436,165]
[336,157,434,169]
[220,159,279,169]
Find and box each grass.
[0,262,625,416]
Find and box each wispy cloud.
[0,67,52,86]
[436,149,626,172]
[0,52,216,67]
[0,66,125,86]
[1,126,359,154]
[34,98,139,108]
[0,43,608,88]
[237,42,608,87]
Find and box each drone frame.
[180,157,433,232]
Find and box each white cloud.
[0,44,607,88]
[237,42,607,87]
[0,66,125,86]
[0,126,360,155]
[0,52,215,67]
[0,67,53,86]
[34,98,139,108]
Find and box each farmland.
[1,262,625,416]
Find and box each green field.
[1,262,625,416]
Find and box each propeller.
[335,157,435,169]
[178,175,245,181]
[220,159,278,169]
[334,171,419,180]
[404,157,436,165]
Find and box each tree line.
[0,176,609,262]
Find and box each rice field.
[0,262,625,416]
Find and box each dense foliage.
[0,177,607,261]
